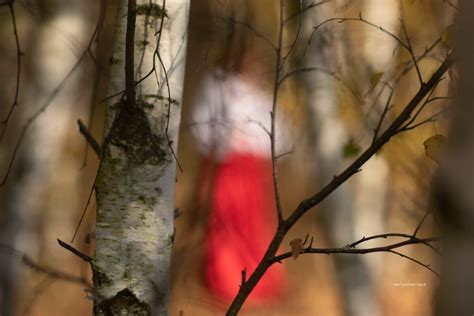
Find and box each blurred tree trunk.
[93,0,188,314]
[301,1,394,315]
[0,2,88,314]
[434,0,474,314]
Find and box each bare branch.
[276,147,295,160]
[394,37,443,82]
[0,2,22,140]
[279,66,364,104]
[0,6,103,186]
[156,47,184,173]
[372,87,394,145]
[0,244,91,286]
[226,53,453,316]
[413,208,431,237]
[389,250,439,276]
[270,0,286,224]
[270,235,439,277]
[399,109,446,132]
[57,239,93,262]
[400,19,424,85]
[348,232,440,254]
[308,14,409,59]
[282,0,303,63]
[400,77,443,130]
[287,55,452,227]
[71,174,97,243]
[227,17,277,51]
[284,0,331,23]
[78,119,102,158]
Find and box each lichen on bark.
[109,101,167,166]
[94,288,151,316]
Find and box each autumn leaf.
[441,24,456,49]
[290,238,304,260]
[343,139,361,158]
[369,71,384,92]
[423,134,447,163]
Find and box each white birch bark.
[93,1,189,314]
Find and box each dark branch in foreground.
[226,52,453,316]
[57,239,93,262]
[272,234,439,276]
[78,119,102,158]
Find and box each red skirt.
[201,152,287,304]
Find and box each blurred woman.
[190,36,290,304]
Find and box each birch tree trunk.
[93,1,189,314]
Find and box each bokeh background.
[0,0,455,315]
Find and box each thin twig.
[413,208,431,237]
[364,82,393,130]
[282,0,303,63]
[372,88,394,145]
[71,173,98,243]
[395,37,442,82]
[270,0,285,224]
[22,277,55,316]
[308,14,409,59]
[284,0,331,23]
[0,244,90,286]
[0,2,22,140]
[389,250,439,276]
[57,239,93,262]
[0,9,102,186]
[81,0,107,168]
[400,19,424,85]
[348,232,440,254]
[273,235,438,260]
[269,235,440,276]
[78,119,102,158]
[156,50,184,173]
[399,109,446,132]
[276,146,294,160]
[400,77,443,131]
[278,66,363,104]
[228,17,277,51]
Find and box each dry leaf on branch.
[290,238,304,260]
[423,134,447,163]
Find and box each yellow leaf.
[290,238,303,260]
[441,24,456,49]
[369,71,384,92]
[343,139,361,158]
[423,135,447,163]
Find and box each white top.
[190,69,291,160]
